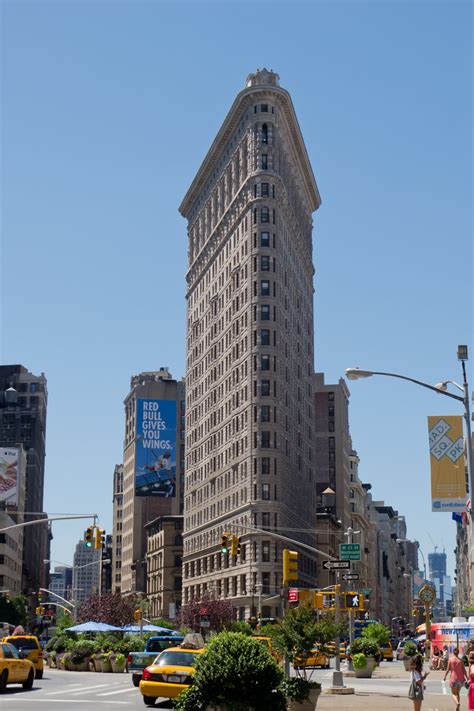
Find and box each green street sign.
[360,588,372,596]
[339,543,361,561]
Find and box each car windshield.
[148,638,182,653]
[3,644,19,658]
[153,651,198,667]
[6,637,38,651]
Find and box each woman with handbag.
[468,650,474,710]
[444,647,469,710]
[409,655,428,710]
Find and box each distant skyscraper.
[0,365,48,593]
[72,540,101,606]
[112,464,124,593]
[180,69,321,618]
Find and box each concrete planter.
[403,658,414,671]
[354,657,376,679]
[288,688,321,710]
[92,656,103,672]
[101,658,113,673]
[111,659,126,673]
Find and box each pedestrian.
[409,655,428,710]
[468,650,474,711]
[444,647,469,711]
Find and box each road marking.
[98,687,140,696]
[69,683,115,695]
[7,699,132,705]
[46,682,112,695]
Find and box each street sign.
[360,588,372,596]
[322,560,351,570]
[200,615,210,628]
[339,543,361,561]
[342,573,359,581]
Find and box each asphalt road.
[0,669,175,710]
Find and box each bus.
[417,618,474,656]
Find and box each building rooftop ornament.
[245,68,280,88]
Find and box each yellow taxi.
[139,646,204,706]
[0,642,35,690]
[253,636,282,663]
[294,646,330,669]
[380,641,394,661]
[326,642,347,660]
[1,635,44,679]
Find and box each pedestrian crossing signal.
[345,593,364,610]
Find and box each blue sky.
[1,1,472,581]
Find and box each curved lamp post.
[346,348,473,601]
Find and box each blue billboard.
[135,399,177,497]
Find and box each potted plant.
[110,652,126,673]
[269,607,344,709]
[352,653,372,678]
[101,651,113,673]
[174,632,286,710]
[92,653,103,672]
[402,641,418,671]
[349,638,378,678]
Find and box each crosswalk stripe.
[98,687,140,696]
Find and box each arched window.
[262,123,268,144]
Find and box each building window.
[261,207,269,223]
[262,484,270,500]
[261,280,270,296]
[262,512,270,529]
[329,451,336,463]
[262,457,270,475]
[261,432,271,448]
[261,329,270,345]
[261,380,270,396]
[261,182,269,196]
[261,572,270,594]
[261,405,270,422]
[328,392,335,401]
[261,155,268,170]
[261,123,268,144]
[261,256,270,271]
[329,421,335,432]
[261,104,268,113]
[262,541,270,561]
[328,437,335,450]
[261,355,270,371]
[328,406,335,417]
[261,305,270,320]
[260,231,270,247]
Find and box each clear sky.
[1,1,472,581]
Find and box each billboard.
[135,399,177,497]
[0,448,19,505]
[428,415,467,512]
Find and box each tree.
[361,622,391,647]
[269,607,345,680]
[76,593,139,627]
[0,594,28,628]
[177,594,235,633]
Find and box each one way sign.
[342,573,359,581]
[322,560,350,570]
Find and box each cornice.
[179,83,321,218]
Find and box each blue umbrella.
[122,624,179,634]
[65,621,123,632]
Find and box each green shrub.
[352,653,367,669]
[361,623,391,647]
[69,639,97,663]
[174,632,285,711]
[223,620,253,635]
[279,676,321,702]
[350,638,379,657]
[403,641,418,657]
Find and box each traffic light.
[312,592,324,609]
[84,526,94,548]
[220,533,229,555]
[345,592,364,611]
[283,549,298,584]
[236,537,241,555]
[230,535,238,556]
[134,609,142,622]
[35,606,44,615]
[95,528,106,550]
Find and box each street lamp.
[346,349,473,596]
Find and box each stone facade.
[145,515,183,619]
[180,69,321,617]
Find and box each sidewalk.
[315,663,463,710]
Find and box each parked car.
[294,646,330,669]
[0,642,35,690]
[128,635,184,687]
[139,645,205,706]
[1,635,44,679]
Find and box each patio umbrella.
[65,621,123,632]
[121,624,179,634]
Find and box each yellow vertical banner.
[428,415,466,512]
